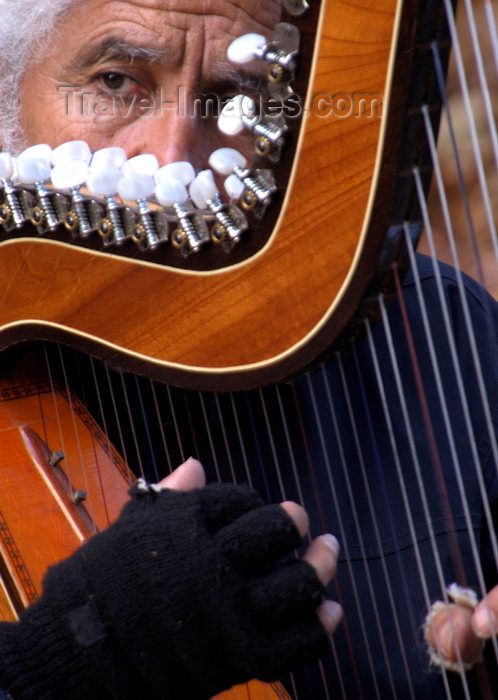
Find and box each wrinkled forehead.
[45,0,284,69]
[61,0,282,29]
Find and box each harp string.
[303,369,384,700]
[10,1,497,696]
[417,115,498,582]
[460,0,498,176]
[334,353,401,699]
[377,291,473,696]
[442,0,498,257]
[362,315,456,700]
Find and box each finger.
[303,534,340,586]
[216,504,302,573]
[317,599,343,636]
[157,457,206,491]
[425,604,483,666]
[472,585,498,638]
[280,501,309,538]
[247,559,324,625]
[200,483,264,532]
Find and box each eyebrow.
[210,63,267,95]
[64,37,168,73]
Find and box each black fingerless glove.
[0,482,330,699]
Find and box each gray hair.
[0,0,80,152]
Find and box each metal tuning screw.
[51,140,94,236]
[154,162,209,256]
[189,169,248,251]
[227,23,300,87]
[0,152,28,228]
[209,148,277,217]
[86,147,131,245]
[218,94,288,162]
[283,0,309,17]
[17,144,60,230]
[118,172,164,249]
[118,154,167,249]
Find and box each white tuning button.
[86,167,123,197]
[227,33,267,64]
[121,153,159,177]
[155,178,209,255]
[190,170,248,249]
[90,147,127,171]
[155,179,189,207]
[51,140,91,167]
[208,148,247,176]
[51,159,94,236]
[217,95,256,136]
[118,172,162,249]
[117,173,155,202]
[154,161,195,186]
[189,170,218,209]
[0,153,27,228]
[18,143,53,165]
[51,160,89,190]
[17,148,59,229]
[86,166,128,243]
[50,141,92,237]
[0,153,14,180]
[224,173,245,200]
[16,157,51,185]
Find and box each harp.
[0,0,497,698]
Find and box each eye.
[96,71,138,94]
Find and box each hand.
[472,584,498,639]
[4,458,342,699]
[160,457,343,637]
[425,583,498,669]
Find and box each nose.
[118,108,215,170]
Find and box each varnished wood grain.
[0,371,132,606]
[0,0,400,390]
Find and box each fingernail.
[323,534,340,556]
[473,605,498,638]
[322,600,343,627]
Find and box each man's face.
[19,0,281,167]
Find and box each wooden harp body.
[0,0,497,698]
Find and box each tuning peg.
[228,24,300,86]
[283,0,309,15]
[51,140,91,167]
[86,167,122,197]
[121,153,159,177]
[86,166,129,244]
[208,148,276,213]
[50,160,89,190]
[155,179,189,206]
[0,152,27,228]
[189,170,247,249]
[117,172,163,249]
[189,169,219,209]
[0,153,14,181]
[16,156,51,185]
[118,172,155,202]
[217,95,287,161]
[17,146,60,229]
[155,161,195,186]
[50,158,94,236]
[18,143,52,164]
[208,148,248,175]
[217,95,257,137]
[155,178,209,255]
[227,33,267,64]
[90,147,127,171]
